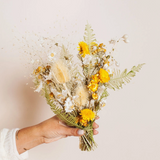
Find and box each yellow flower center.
[51,53,54,57]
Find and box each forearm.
[16,125,44,154]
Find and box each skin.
[16,116,99,154]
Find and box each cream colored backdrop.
[0,0,160,160]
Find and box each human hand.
[16,115,99,154]
[38,116,99,143]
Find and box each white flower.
[109,39,116,45]
[34,81,43,93]
[99,97,107,107]
[50,88,68,103]
[83,54,92,65]
[103,59,114,74]
[106,67,113,74]
[103,63,109,69]
[64,97,74,112]
[48,52,57,62]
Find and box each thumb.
[59,126,85,137]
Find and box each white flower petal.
[64,97,74,112]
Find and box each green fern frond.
[44,84,83,129]
[84,23,96,50]
[99,88,109,101]
[106,63,145,90]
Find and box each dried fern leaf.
[84,23,96,50]
[99,88,109,101]
[106,63,145,90]
[44,85,83,129]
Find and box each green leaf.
[106,63,145,90]
[44,84,83,129]
[84,23,96,50]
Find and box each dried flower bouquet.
[31,23,144,151]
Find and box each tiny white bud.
[109,39,116,45]
[123,39,129,43]
[122,34,128,39]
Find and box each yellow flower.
[92,93,98,100]
[99,68,110,83]
[79,118,88,127]
[104,59,110,66]
[87,82,98,92]
[80,109,95,121]
[35,66,42,75]
[75,115,88,127]
[91,74,100,83]
[49,92,54,99]
[78,41,90,58]
[46,80,52,84]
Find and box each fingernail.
[78,130,84,135]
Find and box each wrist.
[16,125,44,154]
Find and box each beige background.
[0,0,160,160]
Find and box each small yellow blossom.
[35,66,42,75]
[78,41,90,58]
[46,80,52,84]
[92,93,98,100]
[99,68,110,83]
[99,43,104,48]
[75,115,88,127]
[38,75,42,79]
[80,109,95,121]
[79,118,88,127]
[91,74,100,83]
[49,92,54,99]
[87,82,99,92]
[104,59,110,66]
[51,53,54,57]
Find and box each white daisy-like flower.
[34,81,43,93]
[48,52,57,62]
[99,97,107,108]
[106,67,113,74]
[103,63,109,69]
[103,64,113,75]
[83,54,92,65]
[64,97,74,112]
